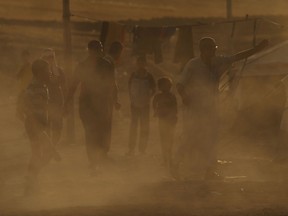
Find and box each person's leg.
[170,131,191,179]
[139,106,150,154]
[49,104,64,145]
[201,114,221,180]
[101,105,113,156]
[24,119,43,194]
[49,113,63,161]
[171,110,197,180]
[80,106,98,169]
[128,105,139,155]
[94,111,110,165]
[166,122,176,169]
[159,119,169,165]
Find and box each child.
[127,55,156,156]
[17,59,54,194]
[42,48,65,153]
[153,77,177,168]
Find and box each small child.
[127,55,156,155]
[41,48,66,150]
[17,59,54,194]
[153,77,177,168]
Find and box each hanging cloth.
[100,21,126,52]
[132,26,164,64]
[174,26,194,64]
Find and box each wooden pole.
[226,0,232,19]
[63,0,75,144]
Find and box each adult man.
[172,37,268,180]
[65,40,119,174]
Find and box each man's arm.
[149,73,156,96]
[128,72,134,99]
[172,94,178,115]
[152,94,158,112]
[177,61,193,106]
[65,80,79,104]
[113,82,121,110]
[176,83,190,106]
[230,39,269,63]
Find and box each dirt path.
[1,88,288,216]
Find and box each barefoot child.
[17,59,54,194]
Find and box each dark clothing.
[79,101,112,165]
[100,21,125,52]
[153,92,177,124]
[132,27,175,64]
[133,26,162,64]
[153,91,177,166]
[75,57,115,106]
[22,80,49,127]
[159,119,175,167]
[174,26,194,64]
[128,70,155,154]
[19,80,52,177]
[72,56,116,167]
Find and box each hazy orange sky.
[0,0,287,21]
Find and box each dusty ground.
[0,73,288,216]
[1,1,288,215]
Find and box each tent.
[229,40,288,133]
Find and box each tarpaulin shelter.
[233,40,288,132]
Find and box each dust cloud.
[1,1,288,216]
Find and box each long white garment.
[176,55,232,167]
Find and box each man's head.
[32,59,50,83]
[158,77,172,93]
[87,40,104,57]
[199,37,218,60]
[136,55,147,69]
[41,48,55,64]
[108,41,123,61]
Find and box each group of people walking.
[16,36,268,194]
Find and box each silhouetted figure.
[153,77,177,168]
[171,37,269,180]
[127,56,156,156]
[17,59,54,195]
[65,40,118,175]
[42,48,65,153]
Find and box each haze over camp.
[1,1,288,216]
